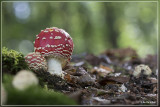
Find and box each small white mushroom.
[133,64,152,77]
[12,70,39,90]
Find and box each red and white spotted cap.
[25,52,47,71]
[34,27,74,67]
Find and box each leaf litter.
[35,48,158,105]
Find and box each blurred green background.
[2,1,157,57]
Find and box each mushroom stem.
[47,58,63,77]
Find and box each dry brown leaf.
[91,65,114,77]
[99,76,129,85]
[100,65,114,72]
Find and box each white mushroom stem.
[47,58,64,78]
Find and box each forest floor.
[36,47,158,105]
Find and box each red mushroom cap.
[25,52,47,71]
[34,27,74,67]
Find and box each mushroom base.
[47,58,64,78]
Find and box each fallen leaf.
[99,76,129,85]
[91,66,114,77]
[100,65,114,72]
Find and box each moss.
[3,74,77,105]
[2,47,28,74]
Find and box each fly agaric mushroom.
[34,27,74,78]
[25,52,47,71]
[12,70,39,90]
